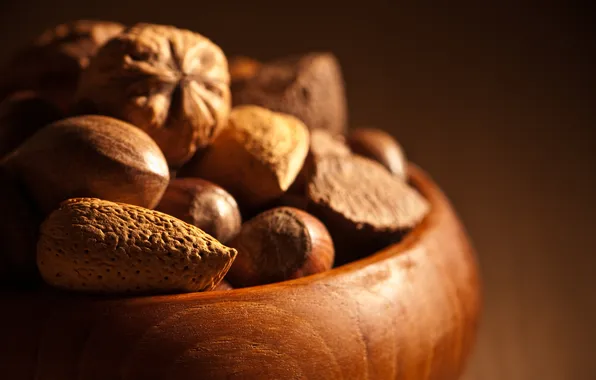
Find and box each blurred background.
[0,1,594,379]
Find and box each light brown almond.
[37,198,237,295]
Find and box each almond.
[37,198,237,295]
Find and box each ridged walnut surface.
[76,23,230,168]
[0,164,481,380]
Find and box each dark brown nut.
[0,91,63,158]
[180,105,309,211]
[4,115,169,214]
[37,198,237,295]
[287,129,352,200]
[0,20,125,112]
[227,207,334,287]
[348,127,407,179]
[0,166,43,286]
[76,23,231,168]
[306,154,430,263]
[231,52,348,135]
[155,178,242,244]
[229,56,261,83]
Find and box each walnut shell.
[76,23,231,168]
[0,20,125,111]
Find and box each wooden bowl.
[0,164,481,380]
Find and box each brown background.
[1,2,594,379]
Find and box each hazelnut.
[348,127,407,179]
[37,198,237,294]
[231,52,348,135]
[76,23,231,168]
[0,20,125,112]
[227,207,334,287]
[306,154,430,262]
[3,115,169,214]
[180,105,309,211]
[0,91,63,159]
[155,178,242,244]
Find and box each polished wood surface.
[0,164,481,380]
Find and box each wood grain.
[0,164,481,380]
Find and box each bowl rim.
[2,162,442,304]
[109,162,442,305]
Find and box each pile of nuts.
[0,20,429,295]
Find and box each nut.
[231,52,348,135]
[226,207,334,287]
[155,178,242,244]
[180,105,309,211]
[4,115,169,214]
[283,129,352,203]
[0,91,63,159]
[37,198,237,294]
[0,20,125,112]
[348,127,407,179]
[76,23,231,168]
[306,154,430,262]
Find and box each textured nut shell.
[182,105,309,209]
[288,129,352,198]
[77,23,231,168]
[232,52,347,135]
[309,129,351,159]
[307,155,430,259]
[4,115,169,213]
[37,198,237,294]
[0,20,124,110]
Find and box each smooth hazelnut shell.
[3,115,170,214]
[348,127,407,179]
[226,207,334,287]
[0,91,63,159]
[155,178,242,244]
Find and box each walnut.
[0,20,125,111]
[76,23,231,168]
